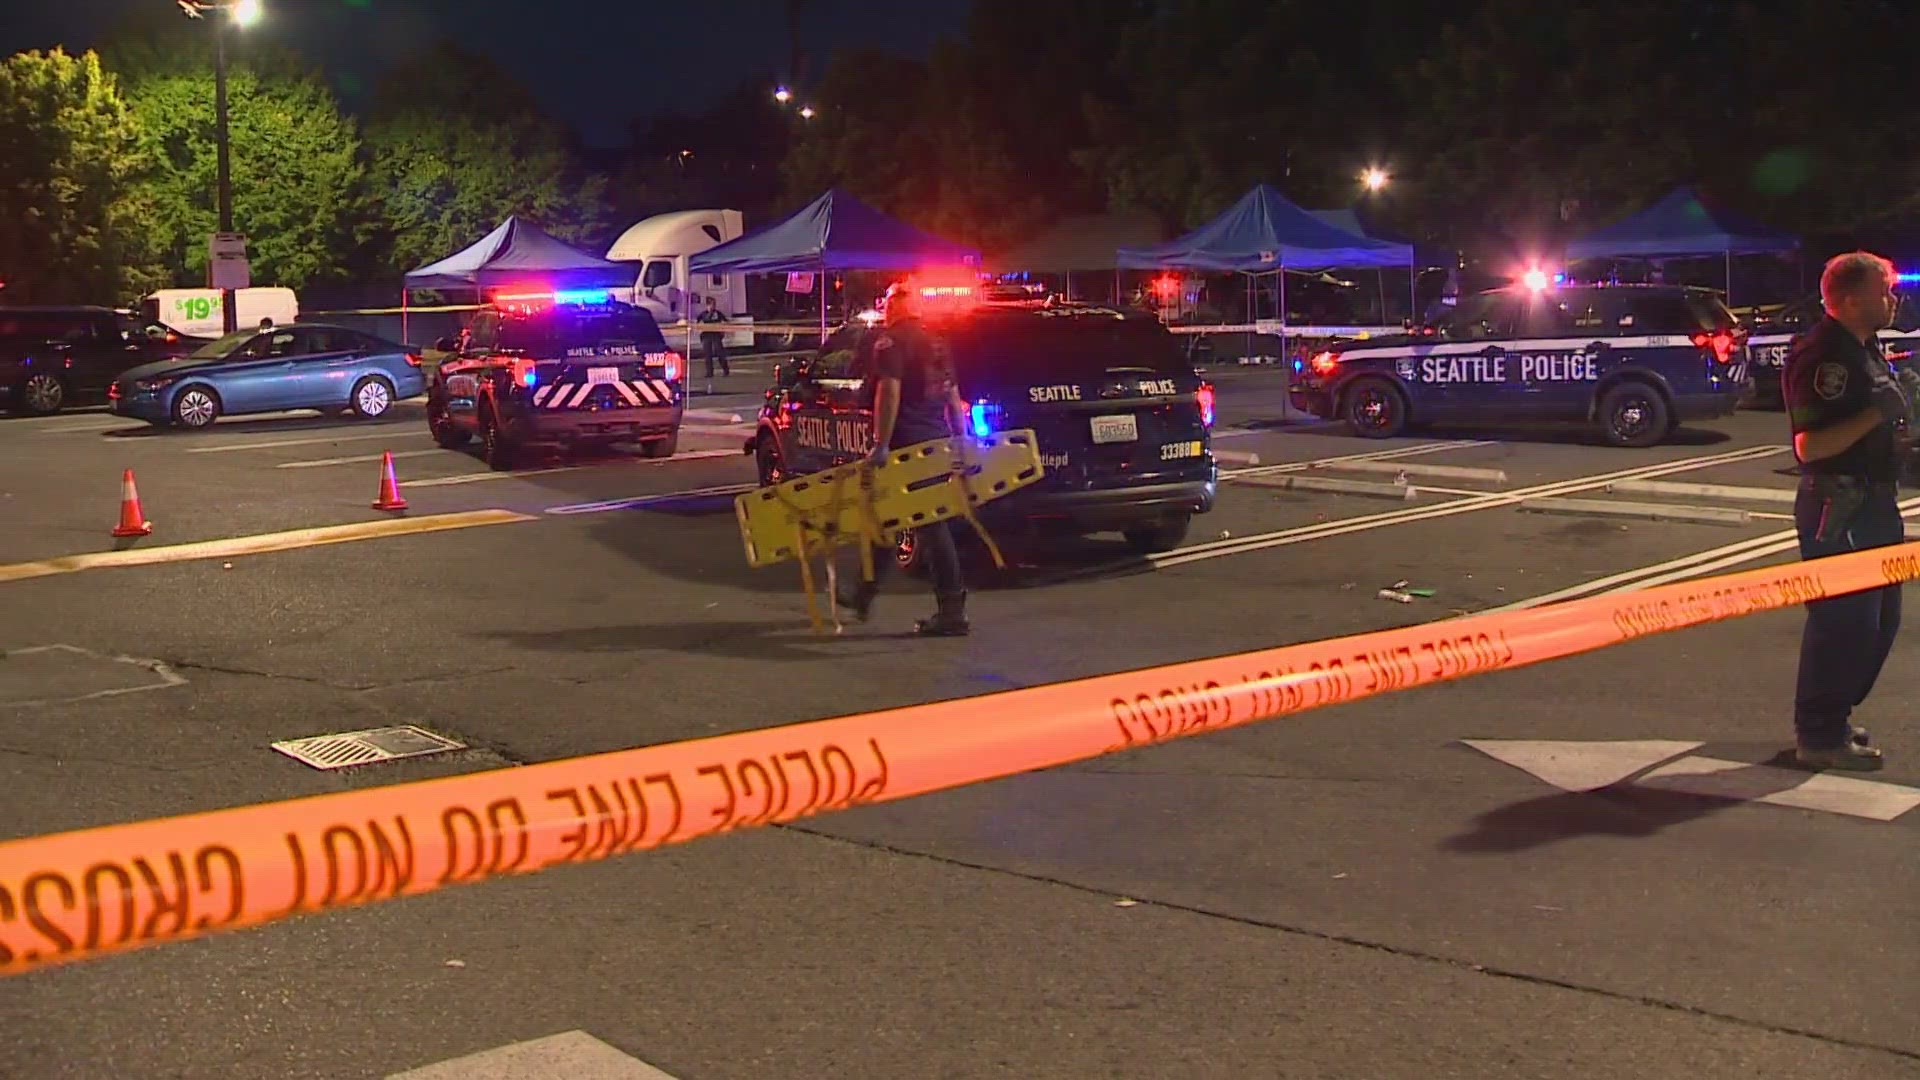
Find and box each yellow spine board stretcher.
[735,429,1047,631]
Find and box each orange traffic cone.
[371,451,408,511]
[112,469,152,537]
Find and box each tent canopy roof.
[688,188,980,274]
[1565,186,1798,259]
[1117,184,1412,271]
[404,216,632,291]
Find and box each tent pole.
[1409,256,1417,327]
[1725,249,1733,308]
[401,287,409,346]
[1278,260,1291,419]
[819,260,827,342]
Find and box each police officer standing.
[696,294,730,378]
[837,281,972,636]
[1781,251,1908,771]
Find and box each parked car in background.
[1,305,205,416]
[109,323,426,429]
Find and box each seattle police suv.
[1289,281,1749,446]
[426,289,685,470]
[745,289,1218,559]
[1745,290,1919,408]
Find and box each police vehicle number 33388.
[1290,283,1749,448]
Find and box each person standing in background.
[697,294,730,378]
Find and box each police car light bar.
[490,288,614,306]
[1898,271,1919,285]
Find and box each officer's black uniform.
[696,304,729,377]
[843,316,968,634]
[1781,316,1907,754]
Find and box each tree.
[360,42,614,285]
[0,49,166,304]
[364,113,613,282]
[118,58,371,291]
[780,45,1045,252]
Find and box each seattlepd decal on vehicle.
[1408,351,1599,384]
[1029,384,1083,403]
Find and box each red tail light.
[108,382,120,401]
[404,352,422,367]
[1691,330,1738,364]
[647,350,685,382]
[1196,383,1216,428]
[1310,351,1338,375]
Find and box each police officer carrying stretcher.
[837,280,973,636]
[1781,251,1908,771]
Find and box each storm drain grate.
[271,725,466,771]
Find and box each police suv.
[745,298,1218,556]
[1290,283,1749,446]
[1745,292,1920,408]
[426,290,685,470]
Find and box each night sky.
[1,0,972,146]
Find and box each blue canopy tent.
[1564,186,1798,303]
[401,216,633,342]
[1117,184,1415,339]
[689,188,981,330]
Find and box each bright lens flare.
[1522,269,1550,292]
[230,0,262,26]
[1361,167,1389,192]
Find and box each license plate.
[1091,414,1138,444]
[586,366,621,386]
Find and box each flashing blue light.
[553,288,612,305]
[1898,271,1919,285]
[969,401,1001,438]
[1553,272,1567,285]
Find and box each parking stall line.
[1479,495,1920,612]
[410,448,741,487]
[0,510,535,584]
[1150,444,1786,570]
[277,449,447,469]
[1221,439,1499,479]
[186,430,422,453]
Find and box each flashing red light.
[1691,330,1738,364]
[1196,383,1216,428]
[509,358,539,388]
[1521,269,1551,292]
[1151,274,1180,300]
[1310,351,1339,375]
[647,350,684,382]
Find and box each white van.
[605,209,751,345]
[144,287,299,338]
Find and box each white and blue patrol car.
[1289,283,1749,447]
[1745,294,1919,409]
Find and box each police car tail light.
[1196,383,1216,427]
[648,350,684,382]
[404,352,422,367]
[969,400,1003,438]
[509,358,539,388]
[1691,331,1738,364]
[1309,351,1338,375]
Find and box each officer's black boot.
[837,580,878,623]
[915,592,970,636]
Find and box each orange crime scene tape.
[2,541,1916,977]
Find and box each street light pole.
[213,10,235,333]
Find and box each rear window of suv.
[942,317,1189,383]
[494,310,668,356]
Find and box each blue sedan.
[109,323,427,429]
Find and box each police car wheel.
[1343,378,1408,439]
[640,431,678,459]
[481,412,516,470]
[429,408,470,449]
[1598,382,1671,448]
[755,438,786,485]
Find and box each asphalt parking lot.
[1,363,1916,1079]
